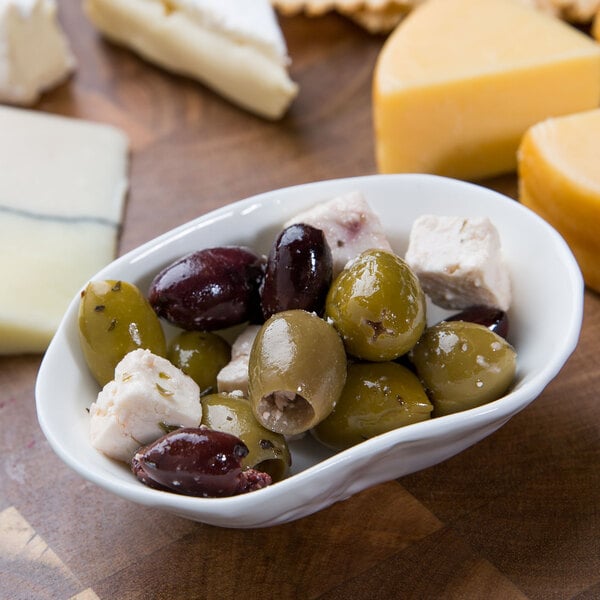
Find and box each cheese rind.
[0,106,129,355]
[84,0,298,119]
[170,0,289,63]
[518,109,600,293]
[405,215,511,311]
[0,0,75,105]
[373,0,600,180]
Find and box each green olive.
[78,280,167,387]
[201,392,291,482]
[167,331,231,396]
[325,249,426,361]
[248,309,347,436]
[312,361,432,450]
[409,321,517,417]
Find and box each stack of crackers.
[271,0,420,33]
[271,0,600,34]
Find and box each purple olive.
[148,247,265,331]
[260,224,333,320]
[444,305,509,339]
[131,427,272,497]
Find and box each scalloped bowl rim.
[35,174,583,528]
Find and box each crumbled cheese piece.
[0,0,75,105]
[217,325,260,396]
[89,349,201,462]
[405,215,511,311]
[284,191,392,276]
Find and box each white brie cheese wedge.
[0,0,76,105]
[0,106,129,354]
[84,0,298,119]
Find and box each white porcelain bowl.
[36,174,583,528]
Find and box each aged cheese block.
[518,109,600,293]
[0,107,128,354]
[84,0,298,120]
[373,0,600,181]
[0,0,76,105]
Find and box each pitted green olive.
[409,321,517,416]
[312,361,432,450]
[248,310,347,436]
[168,331,231,397]
[201,392,290,482]
[79,280,167,386]
[325,249,426,361]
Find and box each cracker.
[272,0,417,17]
[519,0,600,22]
[339,4,414,33]
[593,7,600,38]
[551,0,600,22]
[271,0,600,34]
[517,0,560,16]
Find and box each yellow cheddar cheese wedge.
[518,109,600,293]
[373,0,600,181]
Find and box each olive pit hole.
[257,391,315,435]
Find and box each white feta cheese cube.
[89,349,202,463]
[284,191,392,276]
[217,325,260,396]
[405,215,511,311]
[0,0,75,105]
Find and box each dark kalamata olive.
[444,305,509,339]
[148,247,265,331]
[260,224,332,320]
[131,427,272,497]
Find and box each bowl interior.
[35,174,583,527]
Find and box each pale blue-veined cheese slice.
[0,106,129,354]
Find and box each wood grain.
[1,2,599,599]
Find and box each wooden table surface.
[2,3,600,599]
